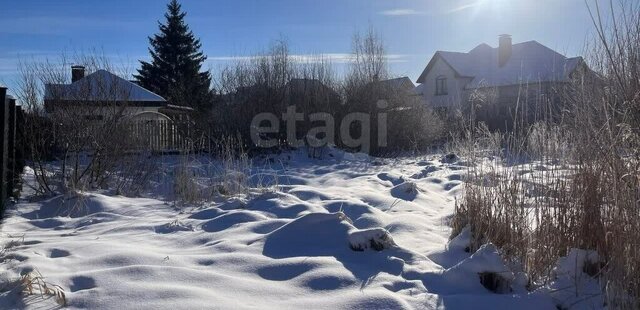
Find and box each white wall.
[416,58,470,109]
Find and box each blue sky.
[0,0,598,92]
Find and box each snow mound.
[544,249,604,309]
[553,248,600,278]
[348,227,395,251]
[390,181,419,201]
[263,212,353,258]
[22,193,110,219]
[322,200,388,229]
[428,226,473,269]
[2,153,566,309]
[201,210,268,232]
[448,226,472,252]
[426,243,516,295]
[451,244,513,280]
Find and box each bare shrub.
[208,31,445,156]
[17,53,153,196]
[210,40,297,151]
[112,152,159,196]
[343,27,445,154]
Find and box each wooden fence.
[51,116,216,155]
[127,119,196,152]
[0,86,25,216]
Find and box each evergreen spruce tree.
[135,0,213,110]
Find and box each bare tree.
[349,26,388,86]
[17,53,153,195]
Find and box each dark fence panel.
[0,87,7,211]
[0,87,21,217]
[7,97,16,196]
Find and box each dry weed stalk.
[20,270,66,307]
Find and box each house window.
[435,76,448,96]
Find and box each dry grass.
[20,270,67,307]
[173,153,205,203]
[454,114,640,308]
[171,135,282,204]
[452,3,640,307]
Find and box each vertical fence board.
[122,118,197,153]
[15,106,25,186]
[0,88,9,212]
[7,98,16,196]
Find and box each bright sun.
[465,0,512,19]
[478,0,507,10]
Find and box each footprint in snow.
[69,276,97,292]
[49,248,71,258]
[410,166,439,179]
[305,275,355,290]
[377,172,405,186]
[443,182,461,191]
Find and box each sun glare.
[478,0,508,13]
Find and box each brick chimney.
[71,65,85,83]
[498,34,512,67]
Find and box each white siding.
[417,58,470,109]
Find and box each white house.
[44,66,194,151]
[414,35,587,112]
[44,66,177,122]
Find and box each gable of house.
[415,55,471,108]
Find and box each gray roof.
[417,40,584,88]
[45,69,166,102]
[374,77,416,94]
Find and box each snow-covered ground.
[0,149,560,309]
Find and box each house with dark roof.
[359,77,423,114]
[283,78,341,111]
[415,35,588,117]
[369,77,417,100]
[44,66,190,122]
